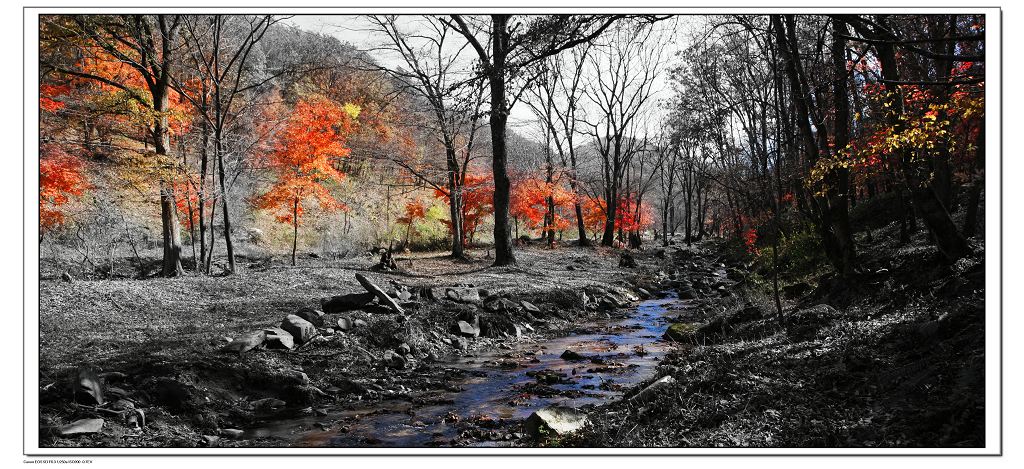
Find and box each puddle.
[247,291,686,447]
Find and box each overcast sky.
[285,15,686,142]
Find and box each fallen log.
[355,272,406,315]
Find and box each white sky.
[285,15,686,143]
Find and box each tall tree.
[174,14,283,274]
[254,96,357,266]
[366,15,487,259]
[446,14,625,265]
[43,14,186,276]
[581,20,664,247]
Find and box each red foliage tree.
[39,144,88,236]
[434,172,493,245]
[253,95,357,265]
[510,175,575,241]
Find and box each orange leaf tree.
[434,172,493,246]
[39,144,88,236]
[254,95,358,265]
[397,199,428,246]
[510,175,575,241]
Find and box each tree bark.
[153,86,184,277]
[488,15,517,266]
[291,197,298,266]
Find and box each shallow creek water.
[247,291,686,447]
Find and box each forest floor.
[36,223,987,449]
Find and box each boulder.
[220,331,267,354]
[75,368,104,406]
[382,350,408,369]
[353,318,368,328]
[678,287,698,300]
[397,343,412,355]
[397,288,413,301]
[251,397,286,410]
[456,320,480,338]
[424,287,449,301]
[321,292,375,314]
[664,322,700,342]
[263,327,295,350]
[280,314,318,344]
[220,428,245,440]
[560,349,586,361]
[294,308,326,327]
[484,297,520,313]
[58,418,104,436]
[524,407,589,438]
[336,317,353,332]
[618,252,638,268]
[447,287,482,304]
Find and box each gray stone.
[382,350,408,369]
[263,327,295,350]
[447,287,482,304]
[524,407,588,438]
[221,331,267,354]
[251,398,286,410]
[457,320,480,338]
[560,349,586,361]
[220,428,245,439]
[520,300,541,314]
[336,317,353,332]
[322,292,375,314]
[294,308,326,327]
[280,314,318,344]
[58,418,104,436]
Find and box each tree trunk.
[829,17,857,276]
[445,147,466,258]
[601,179,618,247]
[488,15,516,266]
[153,87,184,277]
[872,28,971,262]
[215,132,236,273]
[291,197,298,266]
[198,92,209,272]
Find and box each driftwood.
[355,272,406,315]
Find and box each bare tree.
[364,15,487,259]
[174,14,284,274]
[581,20,665,247]
[446,14,625,265]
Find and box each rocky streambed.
[244,291,692,447]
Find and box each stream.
[246,291,686,447]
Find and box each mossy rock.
[664,322,700,342]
